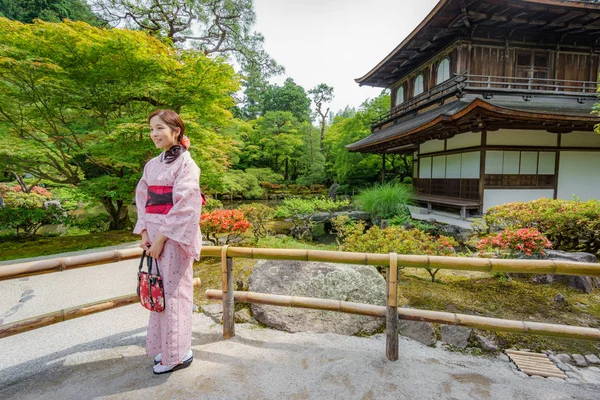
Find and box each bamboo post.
[386,253,399,361]
[221,245,235,339]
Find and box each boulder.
[327,183,340,199]
[346,211,371,221]
[398,319,436,346]
[438,224,472,245]
[572,354,588,367]
[202,303,223,324]
[584,354,600,365]
[441,325,472,348]
[234,308,255,324]
[474,333,498,352]
[248,260,386,335]
[527,250,599,293]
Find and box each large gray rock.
[441,325,472,348]
[202,303,223,324]
[572,354,588,367]
[438,224,472,245]
[249,260,386,335]
[527,251,599,293]
[398,319,436,346]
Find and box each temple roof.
[346,95,599,153]
[356,0,600,88]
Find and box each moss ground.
[0,231,139,262]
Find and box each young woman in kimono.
[133,109,203,374]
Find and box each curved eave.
[355,0,600,88]
[354,0,450,87]
[347,98,600,152]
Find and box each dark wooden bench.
[414,194,481,220]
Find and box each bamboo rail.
[0,247,144,281]
[205,289,600,341]
[0,278,201,339]
[199,247,600,277]
[2,246,598,281]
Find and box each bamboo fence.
[2,245,600,362]
[0,278,201,339]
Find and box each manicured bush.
[237,203,275,238]
[483,198,600,254]
[200,209,251,245]
[477,227,552,258]
[0,191,68,235]
[202,196,223,213]
[275,197,351,240]
[354,182,414,219]
[336,220,458,282]
[70,214,111,233]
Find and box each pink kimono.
[134,150,202,365]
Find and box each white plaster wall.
[419,157,431,179]
[461,151,480,179]
[432,156,446,178]
[561,131,600,148]
[446,154,462,178]
[446,132,481,150]
[419,139,445,154]
[487,129,558,146]
[557,151,600,201]
[483,189,554,212]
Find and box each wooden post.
[381,153,385,184]
[221,245,235,339]
[386,252,399,361]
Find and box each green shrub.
[203,197,223,213]
[275,197,351,240]
[339,223,457,282]
[354,182,414,219]
[245,168,284,184]
[0,192,69,235]
[70,214,111,233]
[483,198,600,254]
[237,203,275,238]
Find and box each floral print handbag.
[137,250,165,312]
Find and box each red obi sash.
[146,186,173,214]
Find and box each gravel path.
[1,253,599,399]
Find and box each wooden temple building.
[347,0,600,218]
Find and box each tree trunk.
[100,197,130,230]
[319,114,326,152]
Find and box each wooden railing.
[371,73,599,130]
[1,246,599,362]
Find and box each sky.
[253,0,440,115]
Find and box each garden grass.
[0,231,139,262]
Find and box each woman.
[133,109,202,374]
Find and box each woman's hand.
[147,234,168,259]
[140,230,151,250]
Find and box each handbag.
[137,250,165,312]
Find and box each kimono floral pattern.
[134,151,202,366]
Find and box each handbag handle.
[139,250,161,276]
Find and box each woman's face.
[149,115,180,150]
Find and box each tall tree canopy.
[0,0,103,25]
[0,18,239,229]
[260,78,312,123]
[324,93,391,186]
[91,0,282,76]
